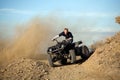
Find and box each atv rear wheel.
[81,45,90,59]
[47,53,54,67]
[69,49,76,63]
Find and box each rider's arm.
[51,32,64,41]
[65,32,73,42]
[59,32,64,36]
[51,35,59,41]
[66,32,73,40]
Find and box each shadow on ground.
[53,50,95,67]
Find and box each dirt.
[0,58,50,80]
[82,32,120,80]
[48,64,115,80]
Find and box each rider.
[52,28,73,43]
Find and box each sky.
[0,0,120,45]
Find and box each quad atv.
[47,39,90,67]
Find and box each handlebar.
[52,39,59,44]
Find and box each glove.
[51,38,55,41]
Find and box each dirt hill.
[82,31,120,80]
[0,58,50,80]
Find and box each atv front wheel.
[59,58,67,65]
[69,50,76,63]
[47,53,54,67]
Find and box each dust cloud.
[0,17,58,66]
[0,16,116,66]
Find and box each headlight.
[61,44,64,48]
[49,48,52,52]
